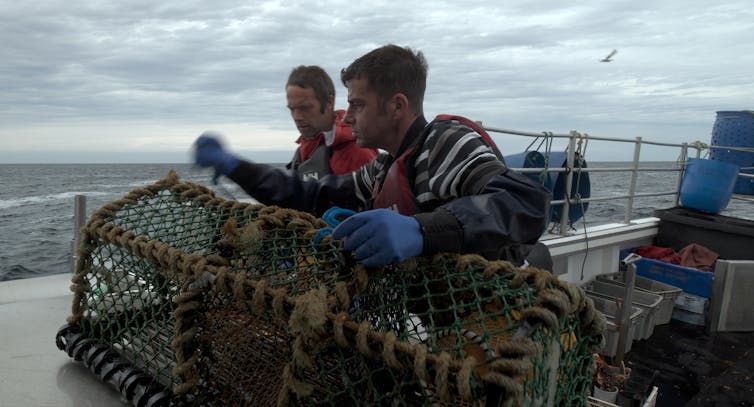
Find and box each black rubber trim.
[56,324,173,406]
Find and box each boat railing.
[72,195,86,274]
[482,124,754,236]
[67,126,754,265]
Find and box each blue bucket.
[680,158,739,213]
[709,110,754,195]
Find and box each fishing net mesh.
[65,171,606,406]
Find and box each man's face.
[286,85,333,139]
[343,77,391,150]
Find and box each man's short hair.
[286,65,335,114]
[340,44,427,114]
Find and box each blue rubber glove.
[313,206,357,245]
[193,132,240,180]
[332,209,424,266]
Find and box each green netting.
[67,171,606,406]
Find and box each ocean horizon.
[1,162,752,282]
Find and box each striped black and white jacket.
[229,116,550,263]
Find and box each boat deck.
[2,273,753,406]
[0,274,126,406]
[625,319,754,406]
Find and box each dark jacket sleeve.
[414,167,551,262]
[227,160,362,216]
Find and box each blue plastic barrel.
[503,151,553,190]
[679,158,739,213]
[504,150,590,224]
[709,110,754,195]
[547,151,590,224]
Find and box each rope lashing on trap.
[63,170,605,406]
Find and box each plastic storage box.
[635,258,713,298]
[588,295,644,357]
[596,273,682,325]
[584,280,663,340]
[672,292,708,326]
[709,260,754,332]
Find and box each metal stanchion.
[615,253,641,365]
[71,195,86,273]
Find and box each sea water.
[1,162,752,281]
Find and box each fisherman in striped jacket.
[194,44,550,267]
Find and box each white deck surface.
[0,274,127,406]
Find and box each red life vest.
[372,114,501,215]
[372,145,420,215]
[288,110,377,179]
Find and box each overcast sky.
[1,0,752,163]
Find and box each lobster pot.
[56,171,605,406]
[709,110,754,195]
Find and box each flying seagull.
[600,49,617,62]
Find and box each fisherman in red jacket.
[285,65,377,180]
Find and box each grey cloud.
[1,0,753,162]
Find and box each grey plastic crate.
[588,294,643,357]
[596,273,682,325]
[585,280,663,340]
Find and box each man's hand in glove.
[193,132,240,179]
[332,209,423,267]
